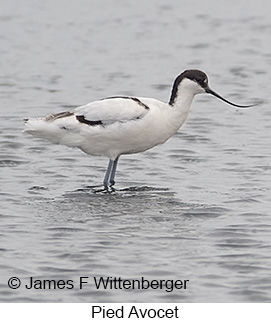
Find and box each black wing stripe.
[101,96,150,110]
[76,115,103,126]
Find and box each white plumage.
[24,69,253,189]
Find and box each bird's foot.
[104,184,116,193]
[94,181,115,193]
[109,179,115,186]
[91,186,114,193]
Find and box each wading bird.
[24,69,253,189]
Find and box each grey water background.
[1,0,271,302]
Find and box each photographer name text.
[8,276,189,293]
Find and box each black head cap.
[180,70,208,88]
[169,69,208,105]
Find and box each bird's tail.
[23,118,63,144]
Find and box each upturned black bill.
[205,87,255,108]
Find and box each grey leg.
[109,156,119,187]
[103,159,114,188]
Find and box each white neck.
[169,81,199,130]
